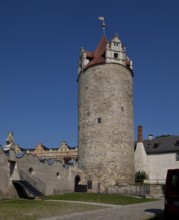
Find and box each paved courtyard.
[42,198,164,220]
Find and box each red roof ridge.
[94,35,108,57]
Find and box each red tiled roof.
[94,35,108,57]
[85,51,94,58]
[84,35,108,69]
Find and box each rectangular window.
[97,118,101,123]
[176,153,179,161]
[87,180,92,189]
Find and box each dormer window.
[175,140,179,146]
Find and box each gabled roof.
[35,143,48,151]
[143,136,179,154]
[84,35,108,69]
[15,144,26,152]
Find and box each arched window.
[74,175,81,192]
[28,167,33,173]
[28,167,35,175]
[56,172,60,179]
[75,175,81,186]
[114,53,118,59]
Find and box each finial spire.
[98,16,106,35]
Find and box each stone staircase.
[13,180,44,199]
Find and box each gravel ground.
[41,198,164,220]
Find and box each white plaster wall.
[148,153,179,182]
[135,142,149,175]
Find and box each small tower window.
[97,118,101,123]
[114,53,118,59]
[29,167,33,173]
[56,172,60,179]
[87,180,92,189]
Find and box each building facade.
[25,141,78,163]
[0,133,83,199]
[135,126,179,183]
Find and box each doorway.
[74,175,81,192]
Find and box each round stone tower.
[78,33,135,192]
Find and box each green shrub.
[135,170,148,182]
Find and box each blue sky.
[0,0,179,148]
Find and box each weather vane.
[98,16,106,35]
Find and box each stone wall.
[0,147,19,199]
[78,63,135,191]
[17,154,84,195]
[0,146,85,198]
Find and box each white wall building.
[135,126,179,183]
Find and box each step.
[13,180,44,198]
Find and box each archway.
[74,175,81,192]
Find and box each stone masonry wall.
[0,147,19,199]
[17,154,84,195]
[78,63,135,191]
[0,144,85,199]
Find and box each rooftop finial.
[98,16,106,35]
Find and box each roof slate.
[143,136,179,154]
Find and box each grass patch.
[47,193,156,205]
[0,194,157,220]
[0,199,103,220]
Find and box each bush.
[135,170,148,182]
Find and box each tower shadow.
[145,209,165,219]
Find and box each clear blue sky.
[0,0,179,148]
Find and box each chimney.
[148,134,154,140]
[137,125,143,142]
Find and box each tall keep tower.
[78,29,135,191]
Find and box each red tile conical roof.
[84,35,108,69]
